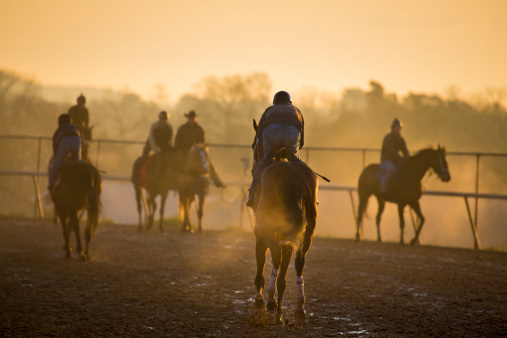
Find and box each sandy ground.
[0,217,506,337]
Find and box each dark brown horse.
[52,161,102,261]
[251,120,318,323]
[132,148,179,232]
[356,146,451,245]
[177,144,213,233]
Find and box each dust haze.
[1,70,506,250]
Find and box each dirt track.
[1,217,506,337]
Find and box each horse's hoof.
[275,312,283,324]
[266,300,277,313]
[410,238,419,245]
[255,297,265,308]
[64,252,71,259]
[295,308,306,319]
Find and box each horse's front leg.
[196,192,205,233]
[158,192,168,233]
[275,243,294,324]
[409,200,425,245]
[254,233,268,308]
[398,203,406,245]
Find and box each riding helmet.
[392,118,403,128]
[159,111,169,120]
[273,91,292,104]
[77,93,86,103]
[58,113,71,125]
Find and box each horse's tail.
[282,176,308,243]
[86,165,102,237]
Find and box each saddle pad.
[140,155,156,189]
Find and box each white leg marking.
[296,275,305,305]
[267,268,278,300]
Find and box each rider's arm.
[148,122,158,152]
[401,138,409,158]
[300,113,305,149]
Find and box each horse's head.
[431,145,451,182]
[188,143,209,177]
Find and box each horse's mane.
[408,147,436,162]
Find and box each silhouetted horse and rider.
[52,161,102,261]
[249,91,319,323]
[357,146,451,245]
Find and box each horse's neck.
[405,153,432,182]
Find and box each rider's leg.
[281,123,303,164]
[141,138,151,159]
[246,124,282,208]
[380,161,396,193]
[48,136,80,189]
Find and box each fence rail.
[1,169,506,250]
[1,134,507,250]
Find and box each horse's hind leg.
[294,218,316,319]
[275,243,294,324]
[409,201,425,245]
[60,216,72,258]
[266,240,282,314]
[158,192,168,233]
[375,198,386,242]
[196,193,205,233]
[147,195,157,230]
[398,203,406,245]
[254,236,268,307]
[84,221,92,261]
[356,193,370,242]
[134,183,143,232]
[69,211,84,259]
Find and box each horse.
[177,144,213,233]
[251,120,318,323]
[132,148,179,232]
[52,160,102,261]
[356,146,451,245]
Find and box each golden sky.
[1,0,506,101]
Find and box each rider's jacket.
[149,121,173,152]
[52,122,83,156]
[381,132,409,167]
[174,122,205,152]
[256,103,305,149]
[67,105,89,131]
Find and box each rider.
[174,110,223,187]
[48,114,84,190]
[67,93,89,134]
[380,118,410,193]
[132,111,173,183]
[141,110,173,159]
[246,91,305,209]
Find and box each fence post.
[33,137,43,218]
[474,154,480,232]
[96,140,102,169]
[464,196,481,250]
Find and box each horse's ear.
[253,119,258,132]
